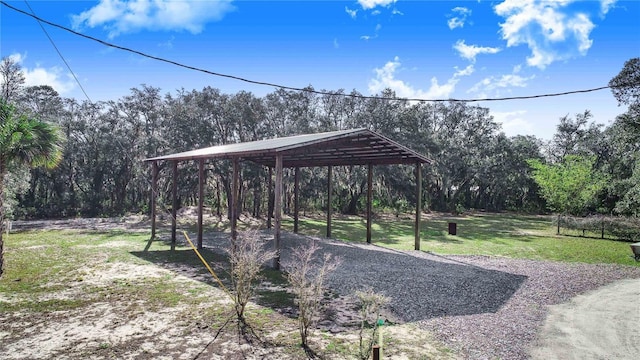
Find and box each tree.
[0,100,63,277]
[609,57,640,108]
[605,58,640,214]
[0,56,25,102]
[527,155,607,217]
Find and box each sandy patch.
[530,278,640,360]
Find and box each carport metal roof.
[144,128,431,167]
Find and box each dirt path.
[530,278,640,360]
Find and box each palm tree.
[0,100,63,278]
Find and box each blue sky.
[1,0,639,139]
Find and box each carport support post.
[197,158,205,250]
[267,167,273,229]
[367,164,373,244]
[171,161,178,246]
[231,157,240,243]
[273,154,283,270]
[294,167,300,234]
[327,165,333,238]
[150,161,158,239]
[415,162,422,251]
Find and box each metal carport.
[144,128,432,269]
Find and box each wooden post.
[327,165,332,238]
[267,167,273,229]
[372,346,380,360]
[151,161,158,239]
[274,154,283,270]
[415,162,422,251]
[171,161,178,246]
[232,157,240,243]
[197,158,205,250]
[294,167,300,234]
[367,164,373,244]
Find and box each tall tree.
[0,100,63,277]
[0,56,25,102]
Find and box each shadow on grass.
[130,243,296,315]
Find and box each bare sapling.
[227,230,276,324]
[355,288,390,360]
[287,242,340,348]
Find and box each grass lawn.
[0,227,453,359]
[280,212,639,266]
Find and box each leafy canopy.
[0,100,63,170]
[527,155,608,215]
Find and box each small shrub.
[287,242,340,348]
[355,288,390,360]
[227,230,276,323]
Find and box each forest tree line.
[1,57,639,220]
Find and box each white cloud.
[72,0,235,38]
[447,7,472,30]
[453,40,501,62]
[361,24,382,41]
[468,73,534,97]
[368,57,473,100]
[494,0,595,69]
[600,0,616,15]
[334,38,340,49]
[8,53,25,64]
[392,8,403,16]
[358,0,397,10]
[455,64,475,77]
[492,110,536,136]
[9,53,76,95]
[345,6,357,19]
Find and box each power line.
[0,1,627,103]
[22,0,92,103]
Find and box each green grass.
[0,225,456,359]
[282,212,639,266]
[1,212,635,359]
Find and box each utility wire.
[11,2,224,280]
[22,0,92,103]
[1,1,628,103]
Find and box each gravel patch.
[190,230,640,360]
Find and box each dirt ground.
[530,278,640,360]
[2,215,639,359]
[0,217,451,360]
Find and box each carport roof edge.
[143,128,431,167]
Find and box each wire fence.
[554,215,640,242]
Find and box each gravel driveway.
[197,230,640,360]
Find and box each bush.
[287,242,340,348]
[227,230,276,323]
[355,288,390,360]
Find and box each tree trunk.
[0,166,5,278]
